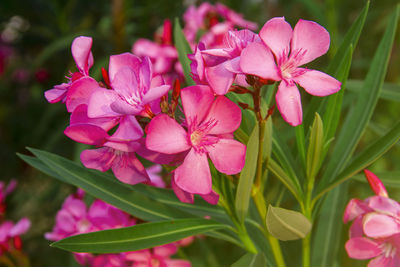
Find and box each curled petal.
[207,139,245,175]
[174,149,212,195]
[275,82,302,126]
[71,36,93,75]
[146,114,190,154]
[291,19,330,66]
[345,237,381,260]
[259,17,293,60]
[44,84,68,103]
[240,42,280,81]
[293,69,341,96]
[363,213,400,238]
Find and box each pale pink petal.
[108,53,141,81]
[110,98,142,115]
[104,140,141,153]
[164,259,192,267]
[0,222,13,242]
[56,210,76,233]
[133,39,160,58]
[364,169,388,197]
[139,56,152,91]
[171,175,194,204]
[108,115,143,142]
[224,57,241,73]
[175,149,212,194]
[293,69,341,97]
[125,250,151,261]
[66,77,102,112]
[205,62,235,95]
[345,237,381,260]
[259,17,293,60]
[343,198,371,223]
[368,196,400,217]
[239,42,280,80]
[146,114,190,154]
[111,153,149,185]
[201,48,231,58]
[88,89,120,118]
[181,85,214,126]
[275,82,302,126]
[207,139,245,175]
[368,255,394,267]
[9,218,30,236]
[200,190,219,205]
[291,19,330,66]
[154,244,177,257]
[142,85,170,104]
[71,36,93,75]
[44,86,67,103]
[63,198,87,219]
[80,148,114,172]
[349,216,364,238]
[64,124,108,146]
[363,213,400,238]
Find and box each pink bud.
[364,169,388,197]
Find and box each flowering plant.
[18,1,400,266]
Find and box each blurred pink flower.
[344,170,400,266]
[146,85,245,196]
[0,218,30,255]
[240,17,341,126]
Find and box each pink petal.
[164,259,192,267]
[175,149,212,194]
[275,81,302,126]
[9,218,30,236]
[108,115,143,142]
[137,140,183,165]
[104,140,141,153]
[110,98,142,115]
[368,196,400,217]
[368,255,397,267]
[66,77,102,112]
[363,213,400,238]
[203,96,242,135]
[56,210,76,233]
[201,48,231,58]
[64,124,109,146]
[111,153,149,185]
[364,169,388,197]
[154,244,177,257]
[44,85,68,103]
[125,250,151,262]
[171,175,194,204]
[80,147,114,172]
[63,198,87,219]
[181,85,214,126]
[207,138,245,175]
[200,190,219,205]
[293,69,341,96]
[71,36,93,75]
[291,19,330,66]
[108,53,141,82]
[139,56,152,91]
[343,198,371,223]
[146,114,190,154]
[205,62,235,95]
[259,17,293,60]
[345,237,382,260]
[88,89,120,118]
[70,104,118,131]
[142,85,170,104]
[239,42,280,81]
[349,216,364,238]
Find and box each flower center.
[77,219,91,233]
[381,242,397,258]
[190,130,203,147]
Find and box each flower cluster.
[46,190,191,267]
[0,180,30,256]
[344,170,400,266]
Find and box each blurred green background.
[0,0,399,266]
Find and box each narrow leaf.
[266,205,311,241]
[231,253,267,267]
[174,17,195,86]
[347,80,400,102]
[306,113,324,181]
[52,218,226,253]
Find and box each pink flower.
[146,85,245,196]
[240,17,341,126]
[215,3,257,31]
[344,170,400,266]
[200,29,260,95]
[0,218,30,255]
[88,53,170,119]
[45,36,96,109]
[125,243,191,267]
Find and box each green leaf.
[318,5,399,190]
[303,1,369,127]
[52,218,226,253]
[295,124,306,169]
[235,125,259,223]
[26,148,191,221]
[347,80,400,102]
[266,205,311,241]
[173,17,195,86]
[231,253,267,267]
[306,113,324,181]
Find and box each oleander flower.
[240,17,341,126]
[344,170,400,266]
[146,85,245,196]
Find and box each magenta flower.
[200,29,260,95]
[88,53,170,119]
[45,36,96,110]
[215,3,257,31]
[146,85,245,196]
[0,218,30,254]
[240,17,341,126]
[125,243,191,267]
[344,170,400,266]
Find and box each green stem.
[302,234,311,267]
